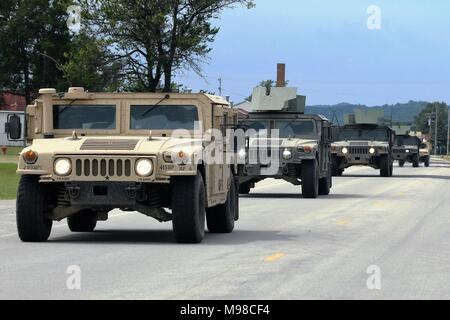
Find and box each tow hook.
[66,184,80,199]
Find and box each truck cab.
[331,124,395,177]
[6,87,240,243]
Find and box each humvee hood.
[28,136,203,155]
[249,138,318,148]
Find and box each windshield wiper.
[141,94,170,117]
[55,99,77,116]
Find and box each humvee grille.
[393,149,406,154]
[75,158,132,177]
[80,139,139,151]
[348,146,369,154]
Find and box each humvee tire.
[172,173,206,243]
[380,155,391,177]
[319,173,331,196]
[331,155,340,177]
[424,156,430,167]
[68,210,98,232]
[239,183,251,195]
[399,160,405,167]
[207,175,237,233]
[412,154,419,168]
[16,175,52,242]
[302,159,319,198]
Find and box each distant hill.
[306,101,428,125]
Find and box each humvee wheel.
[319,167,332,196]
[239,183,251,194]
[172,173,206,243]
[16,175,53,242]
[399,160,405,167]
[207,175,237,233]
[380,155,391,177]
[412,154,420,167]
[68,210,98,232]
[331,155,340,176]
[424,156,430,167]
[302,159,319,198]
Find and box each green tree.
[79,0,254,93]
[0,0,72,103]
[414,102,449,150]
[58,33,125,92]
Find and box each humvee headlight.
[342,147,349,154]
[54,158,71,176]
[23,150,38,164]
[406,149,410,153]
[282,149,292,160]
[135,159,153,177]
[369,147,376,154]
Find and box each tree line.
[0,0,254,104]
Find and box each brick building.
[0,91,26,111]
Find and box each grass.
[0,163,19,200]
[0,146,23,164]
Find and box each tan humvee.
[6,87,240,243]
[419,142,431,167]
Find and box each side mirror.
[5,114,22,140]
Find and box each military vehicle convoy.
[393,134,421,167]
[5,87,240,243]
[331,124,396,177]
[237,66,333,198]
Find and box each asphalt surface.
[0,157,449,300]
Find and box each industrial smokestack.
[276,63,286,87]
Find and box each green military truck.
[331,124,395,177]
[237,68,333,199]
[393,134,422,167]
[5,87,240,244]
[239,112,333,198]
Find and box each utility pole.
[435,105,439,155]
[218,78,222,97]
[447,105,449,155]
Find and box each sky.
[174,0,450,106]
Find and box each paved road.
[0,157,449,299]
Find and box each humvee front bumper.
[392,149,418,161]
[21,154,198,183]
[64,182,143,207]
[333,146,388,168]
[243,147,315,176]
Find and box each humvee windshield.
[242,120,269,131]
[274,120,316,138]
[53,105,116,129]
[241,120,269,137]
[338,128,389,141]
[395,136,419,146]
[130,105,198,130]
